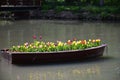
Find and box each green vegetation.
[41,0,120,20]
[0,0,119,20]
[10,35,101,52]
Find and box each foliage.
[100,12,110,18]
[42,0,120,6]
[81,6,119,14]
[81,6,101,14]
[55,6,80,12]
[10,36,102,52]
[41,4,53,10]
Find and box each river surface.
[0,20,120,80]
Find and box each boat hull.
[1,44,107,64]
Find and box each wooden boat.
[1,44,107,64]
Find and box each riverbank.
[35,5,120,21]
[34,10,120,21]
[0,6,120,21]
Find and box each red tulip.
[39,35,42,39]
[32,35,37,39]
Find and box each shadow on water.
[15,56,114,67]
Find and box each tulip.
[39,45,43,48]
[67,40,72,45]
[89,39,92,42]
[32,35,37,39]
[92,39,96,42]
[39,35,42,40]
[24,42,29,46]
[81,40,87,44]
[10,38,102,52]
[96,39,101,42]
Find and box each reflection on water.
[0,20,120,80]
[0,20,13,26]
[24,66,100,80]
[0,58,102,80]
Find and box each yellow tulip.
[96,39,101,42]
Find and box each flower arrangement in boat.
[10,35,101,52]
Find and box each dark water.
[0,20,120,80]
